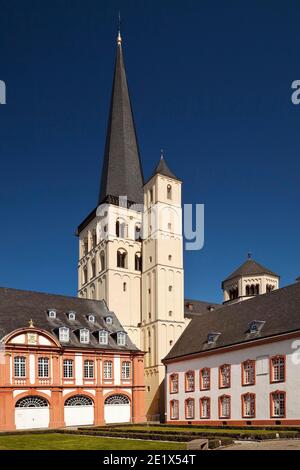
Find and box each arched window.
[135,223,141,241]
[250,284,255,296]
[117,249,127,268]
[100,251,105,271]
[91,259,96,278]
[116,219,127,238]
[65,395,93,406]
[167,184,172,200]
[16,396,48,408]
[246,285,250,296]
[255,284,259,295]
[83,266,88,284]
[104,394,130,405]
[135,252,142,271]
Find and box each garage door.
[64,395,94,426]
[104,394,131,424]
[15,396,49,430]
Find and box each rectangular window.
[200,368,210,390]
[219,395,231,418]
[170,374,179,394]
[271,356,285,383]
[170,400,179,420]
[38,357,49,378]
[103,360,113,379]
[200,397,210,419]
[84,360,94,379]
[185,399,195,419]
[121,361,131,380]
[80,329,90,344]
[185,371,195,392]
[219,364,231,388]
[14,356,26,378]
[242,393,255,418]
[271,392,285,417]
[242,360,255,386]
[63,359,73,378]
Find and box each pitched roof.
[149,156,180,181]
[164,281,300,362]
[98,36,144,206]
[0,287,138,351]
[184,298,221,319]
[222,258,279,285]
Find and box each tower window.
[83,238,88,255]
[135,223,141,241]
[149,256,152,263]
[123,282,127,292]
[116,219,127,238]
[148,312,151,319]
[135,252,142,271]
[169,310,173,317]
[167,184,172,200]
[117,249,127,268]
[100,251,105,271]
[168,255,172,261]
[168,285,172,292]
[91,259,96,278]
[168,222,172,230]
[149,188,153,203]
[169,340,173,346]
[92,231,97,247]
[229,287,239,300]
[83,266,88,284]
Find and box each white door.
[15,396,49,430]
[104,394,131,424]
[64,395,94,427]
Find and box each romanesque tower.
[77,31,186,419]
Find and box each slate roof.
[222,258,279,286]
[98,38,144,206]
[147,156,180,182]
[164,282,300,362]
[0,287,139,351]
[184,298,221,319]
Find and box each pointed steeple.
[98,29,144,206]
[149,151,180,181]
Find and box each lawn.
[0,433,186,450]
[107,425,297,437]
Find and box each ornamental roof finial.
[29,319,34,328]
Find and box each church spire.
[98,28,144,206]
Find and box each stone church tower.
[76,31,186,419]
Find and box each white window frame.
[68,312,76,320]
[63,359,73,378]
[103,360,113,379]
[14,356,26,378]
[117,332,126,346]
[105,316,113,325]
[99,330,108,345]
[38,357,49,378]
[121,361,131,380]
[80,328,90,344]
[59,327,69,342]
[48,310,56,319]
[84,360,94,379]
[88,315,95,323]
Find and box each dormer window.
[248,320,265,334]
[80,329,90,344]
[117,331,126,346]
[48,309,57,319]
[207,332,221,345]
[88,314,95,323]
[59,327,69,342]
[99,330,108,345]
[105,315,113,325]
[67,311,76,321]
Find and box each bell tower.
[141,154,186,419]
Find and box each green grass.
[0,433,186,450]
[106,425,297,436]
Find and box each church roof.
[222,258,279,286]
[98,34,144,206]
[0,287,139,351]
[148,156,180,182]
[164,281,300,362]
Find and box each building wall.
[166,336,300,424]
[0,327,145,431]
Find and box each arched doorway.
[64,395,94,427]
[104,394,130,424]
[15,396,49,430]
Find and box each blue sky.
[0,0,300,303]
